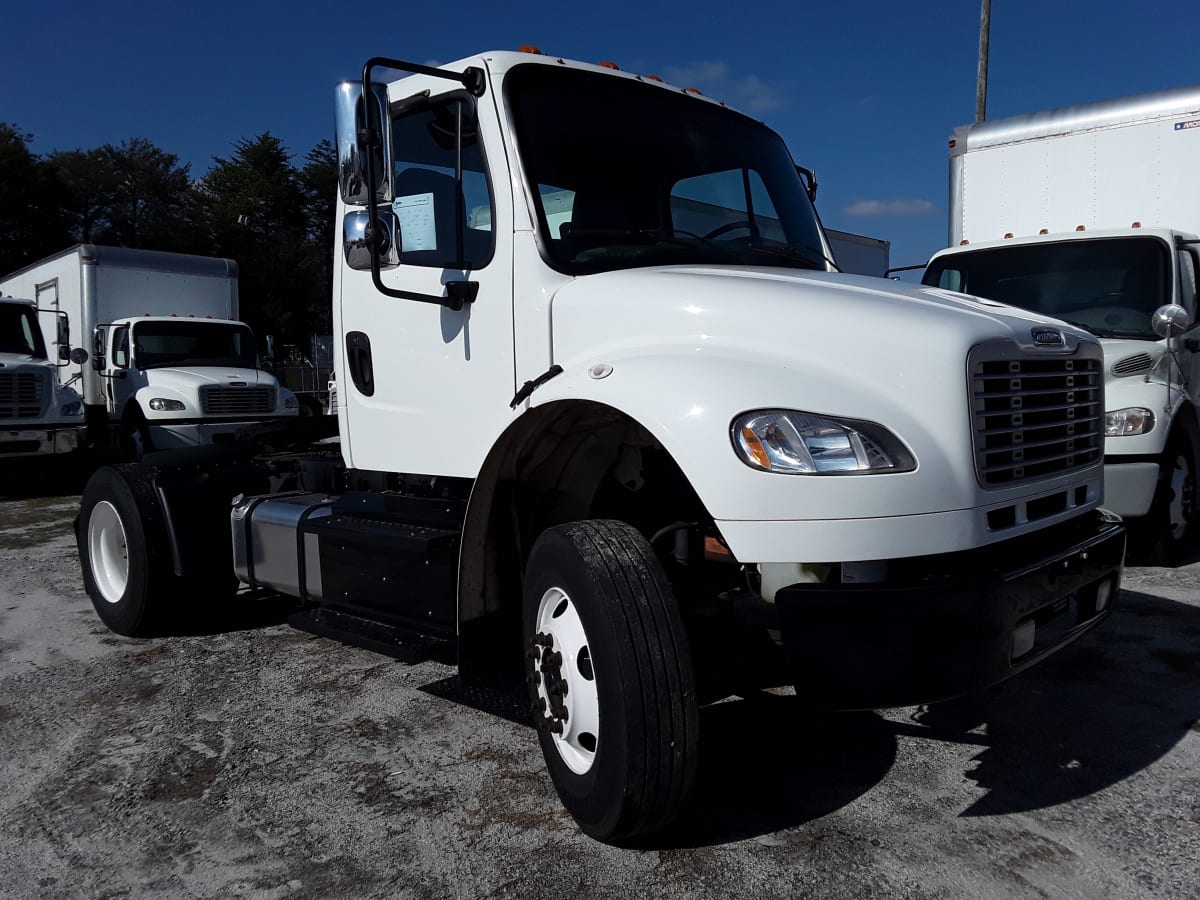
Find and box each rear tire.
[78,465,176,636]
[523,520,698,842]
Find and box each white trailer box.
[0,245,298,453]
[926,85,1200,556]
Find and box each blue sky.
[4,0,1198,272]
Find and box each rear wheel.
[523,520,698,842]
[78,465,176,636]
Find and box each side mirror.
[343,210,400,270]
[59,345,70,361]
[335,80,393,206]
[56,315,69,347]
[795,165,819,203]
[92,355,106,371]
[70,347,89,365]
[1152,304,1192,339]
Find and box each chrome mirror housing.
[343,210,399,270]
[1152,304,1192,339]
[334,81,393,206]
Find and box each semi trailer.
[77,49,1125,841]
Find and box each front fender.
[132,384,199,420]
[526,350,982,525]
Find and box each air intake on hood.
[1111,352,1153,377]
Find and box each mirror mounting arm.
[360,57,483,312]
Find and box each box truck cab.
[0,296,86,457]
[75,50,1124,842]
[0,245,300,455]
[925,85,1200,557]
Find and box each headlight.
[731,409,916,474]
[60,400,83,416]
[148,398,186,412]
[1105,407,1154,436]
[284,395,299,410]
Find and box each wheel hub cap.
[1168,453,1195,540]
[88,500,129,604]
[529,586,599,775]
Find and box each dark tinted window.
[132,322,257,370]
[0,305,47,358]
[923,237,1170,339]
[506,65,827,275]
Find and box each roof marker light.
[685,87,703,95]
[1076,225,1086,231]
[949,139,957,148]
[1039,229,1049,234]
[1004,232,1014,239]
[643,74,662,82]
[959,240,969,246]
[599,60,620,70]
[518,45,543,54]
[1132,221,1142,228]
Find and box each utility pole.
[976,0,992,122]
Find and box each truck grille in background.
[970,350,1103,487]
[201,386,275,415]
[0,373,45,419]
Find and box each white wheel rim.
[1167,453,1194,541]
[88,500,130,604]
[533,586,599,775]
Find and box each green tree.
[47,147,116,244]
[298,138,337,335]
[0,124,71,275]
[200,133,309,340]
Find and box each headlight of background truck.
[1105,407,1154,436]
[148,398,186,412]
[731,409,916,474]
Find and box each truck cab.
[92,315,299,453]
[0,297,86,458]
[925,228,1200,558]
[76,49,1125,842]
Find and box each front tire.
[78,465,176,636]
[523,520,698,842]
[1135,431,1197,563]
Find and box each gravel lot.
[1,468,1198,900]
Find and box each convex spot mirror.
[1152,304,1192,339]
[69,347,88,365]
[343,210,400,270]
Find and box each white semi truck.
[0,245,300,455]
[923,85,1200,558]
[76,50,1125,841]
[0,296,87,457]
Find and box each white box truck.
[75,50,1124,842]
[923,85,1200,558]
[0,245,300,455]
[0,296,87,457]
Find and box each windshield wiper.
[744,244,836,272]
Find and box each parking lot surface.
[1,485,1198,899]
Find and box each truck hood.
[548,266,1091,367]
[143,366,277,391]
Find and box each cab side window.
[1179,251,1197,316]
[391,98,494,269]
[112,327,130,368]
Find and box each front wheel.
[523,520,698,842]
[78,465,176,636]
[1134,431,1198,563]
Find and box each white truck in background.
[0,296,87,458]
[0,245,300,455]
[76,50,1124,842]
[923,85,1200,558]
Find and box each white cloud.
[845,199,935,217]
[662,61,786,113]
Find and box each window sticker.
[393,192,437,252]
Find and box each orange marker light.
[740,427,771,469]
[1131,221,1142,228]
[1039,229,1049,234]
[1004,232,1014,239]
[518,45,543,54]
[643,74,662,82]
[1076,225,1086,231]
[959,240,970,246]
[684,87,703,95]
[599,60,620,70]
[949,139,957,148]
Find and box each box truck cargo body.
[0,245,299,453]
[925,85,1200,557]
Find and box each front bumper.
[774,510,1125,709]
[0,427,82,457]
[1102,458,1159,518]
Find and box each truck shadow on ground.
[0,454,103,500]
[663,587,1200,848]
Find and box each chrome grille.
[970,348,1103,487]
[0,373,45,419]
[201,386,275,415]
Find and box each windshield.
[922,237,1171,339]
[0,305,48,359]
[131,321,257,370]
[505,64,828,275]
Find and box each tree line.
[0,124,335,344]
